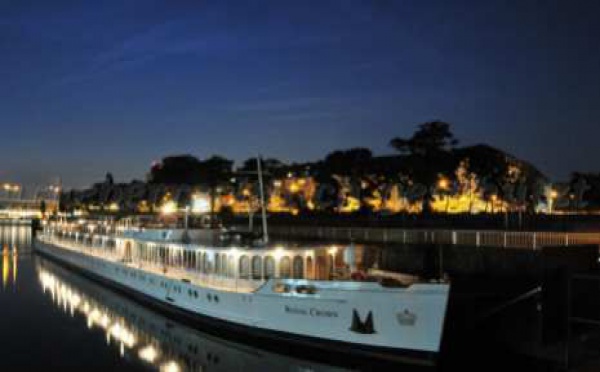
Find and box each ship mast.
[257,156,269,244]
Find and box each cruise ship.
[35,220,450,365]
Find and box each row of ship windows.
[96,263,316,298]
[113,267,221,303]
[273,283,318,295]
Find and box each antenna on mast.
[257,155,269,244]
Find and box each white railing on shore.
[0,219,32,225]
[38,234,264,293]
[268,225,600,250]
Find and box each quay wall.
[241,223,600,284]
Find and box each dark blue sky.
[1,0,599,189]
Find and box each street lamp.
[490,194,498,214]
[160,201,177,215]
[2,183,21,199]
[191,194,210,214]
[549,189,558,214]
[437,178,450,213]
[437,178,449,191]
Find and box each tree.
[570,173,595,211]
[390,122,457,213]
[390,121,458,156]
[148,155,204,185]
[198,156,234,224]
[239,157,285,174]
[571,174,591,210]
[457,144,546,213]
[40,200,46,217]
[146,154,233,223]
[323,148,372,175]
[105,173,114,185]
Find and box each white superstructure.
[35,221,450,364]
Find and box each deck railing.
[38,233,264,293]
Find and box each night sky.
[1,1,599,189]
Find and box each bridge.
[0,198,58,219]
[0,182,60,219]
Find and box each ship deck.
[38,236,264,293]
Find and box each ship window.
[264,256,275,279]
[273,283,291,293]
[215,254,221,275]
[251,256,262,280]
[239,255,250,279]
[279,257,291,279]
[197,252,203,272]
[292,256,304,279]
[227,255,235,278]
[221,255,228,276]
[202,253,211,274]
[296,285,317,295]
[190,251,197,270]
[305,256,314,279]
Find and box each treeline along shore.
[59,122,600,224]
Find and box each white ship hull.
[35,237,449,364]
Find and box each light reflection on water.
[1,247,18,290]
[0,224,29,291]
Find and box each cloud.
[51,20,238,87]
